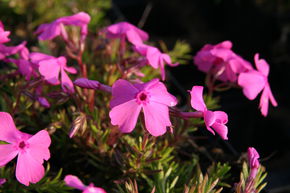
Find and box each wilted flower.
[193,40,252,82]
[0,112,51,186]
[35,12,91,42]
[238,54,277,116]
[190,86,228,140]
[134,44,178,80]
[64,175,106,193]
[102,21,149,45]
[109,79,177,136]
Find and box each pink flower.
[103,22,149,45]
[0,112,51,186]
[193,41,252,82]
[109,79,177,136]
[190,86,228,140]
[247,147,260,179]
[0,21,10,44]
[35,12,90,41]
[134,44,178,80]
[64,175,106,193]
[238,53,277,116]
[31,53,77,93]
[0,178,6,186]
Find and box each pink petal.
[211,123,228,140]
[254,53,269,77]
[39,58,61,85]
[190,86,207,112]
[238,71,266,100]
[0,144,18,166]
[162,54,179,67]
[126,29,144,45]
[61,69,75,93]
[29,52,54,64]
[110,79,138,108]
[36,22,61,40]
[143,102,171,136]
[83,186,107,193]
[204,110,215,135]
[64,175,86,190]
[16,152,45,186]
[147,81,177,107]
[27,130,51,162]
[64,66,77,74]
[109,100,141,133]
[0,112,22,143]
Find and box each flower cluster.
[0,11,274,192]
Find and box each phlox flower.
[193,40,252,82]
[190,86,228,140]
[134,44,178,80]
[247,147,260,179]
[64,175,106,193]
[109,79,177,136]
[0,112,51,186]
[31,52,77,93]
[0,21,10,44]
[103,21,149,45]
[238,53,277,116]
[35,12,90,41]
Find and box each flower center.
[136,91,150,105]
[18,141,26,149]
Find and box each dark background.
[110,0,290,192]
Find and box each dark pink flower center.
[18,141,26,149]
[136,91,150,105]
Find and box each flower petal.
[254,53,269,77]
[61,69,75,93]
[39,59,61,85]
[211,122,228,140]
[0,112,22,143]
[147,81,177,107]
[16,152,45,186]
[143,102,171,136]
[64,175,86,190]
[190,86,206,112]
[0,144,18,166]
[109,100,141,133]
[238,71,266,100]
[110,79,138,108]
[27,130,51,163]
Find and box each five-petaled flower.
[190,86,228,140]
[64,175,106,193]
[193,40,252,82]
[238,53,278,116]
[109,79,177,136]
[0,112,51,186]
[31,52,77,94]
